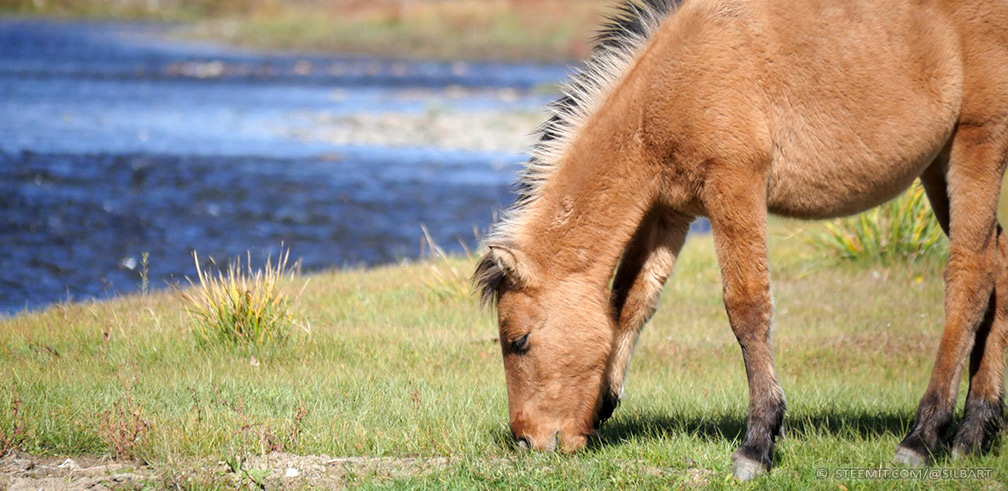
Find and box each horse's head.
[475,244,615,452]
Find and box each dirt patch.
[223,453,450,489]
[0,451,450,489]
[0,451,153,490]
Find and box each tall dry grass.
[183,250,305,349]
[419,225,475,301]
[808,182,946,264]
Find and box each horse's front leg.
[895,126,1006,465]
[704,170,784,480]
[600,208,693,424]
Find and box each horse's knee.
[723,288,772,341]
[944,240,1000,331]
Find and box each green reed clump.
[184,250,301,348]
[810,182,946,263]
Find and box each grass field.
[2,219,1005,488]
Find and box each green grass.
[1,219,1005,488]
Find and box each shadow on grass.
[595,408,912,448]
[487,407,914,452]
[485,404,927,465]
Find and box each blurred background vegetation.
[0,0,613,60]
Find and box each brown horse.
[473,0,1008,480]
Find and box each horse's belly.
[762,65,959,219]
[766,148,939,220]
[765,96,957,220]
[763,79,958,219]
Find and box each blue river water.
[0,19,577,314]
[1,19,711,315]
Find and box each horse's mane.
[474,0,683,308]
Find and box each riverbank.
[0,0,611,61]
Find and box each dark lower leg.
[953,231,1008,456]
[954,396,1005,456]
[733,345,786,470]
[896,261,995,463]
[897,395,956,463]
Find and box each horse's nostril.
[545,432,558,452]
[515,436,530,449]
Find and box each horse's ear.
[488,245,538,288]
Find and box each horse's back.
[645,0,1008,219]
[758,0,967,217]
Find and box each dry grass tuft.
[0,388,25,458]
[183,249,304,348]
[808,181,946,264]
[98,384,148,461]
[419,225,474,301]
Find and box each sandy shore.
[292,107,547,154]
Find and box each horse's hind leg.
[704,166,783,480]
[952,227,1008,458]
[895,127,1007,466]
[600,208,692,424]
[911,162,1006,459]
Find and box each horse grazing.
[474,0,1008,480]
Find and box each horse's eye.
[510,332,530,354]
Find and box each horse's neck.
[515,107,658,286]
